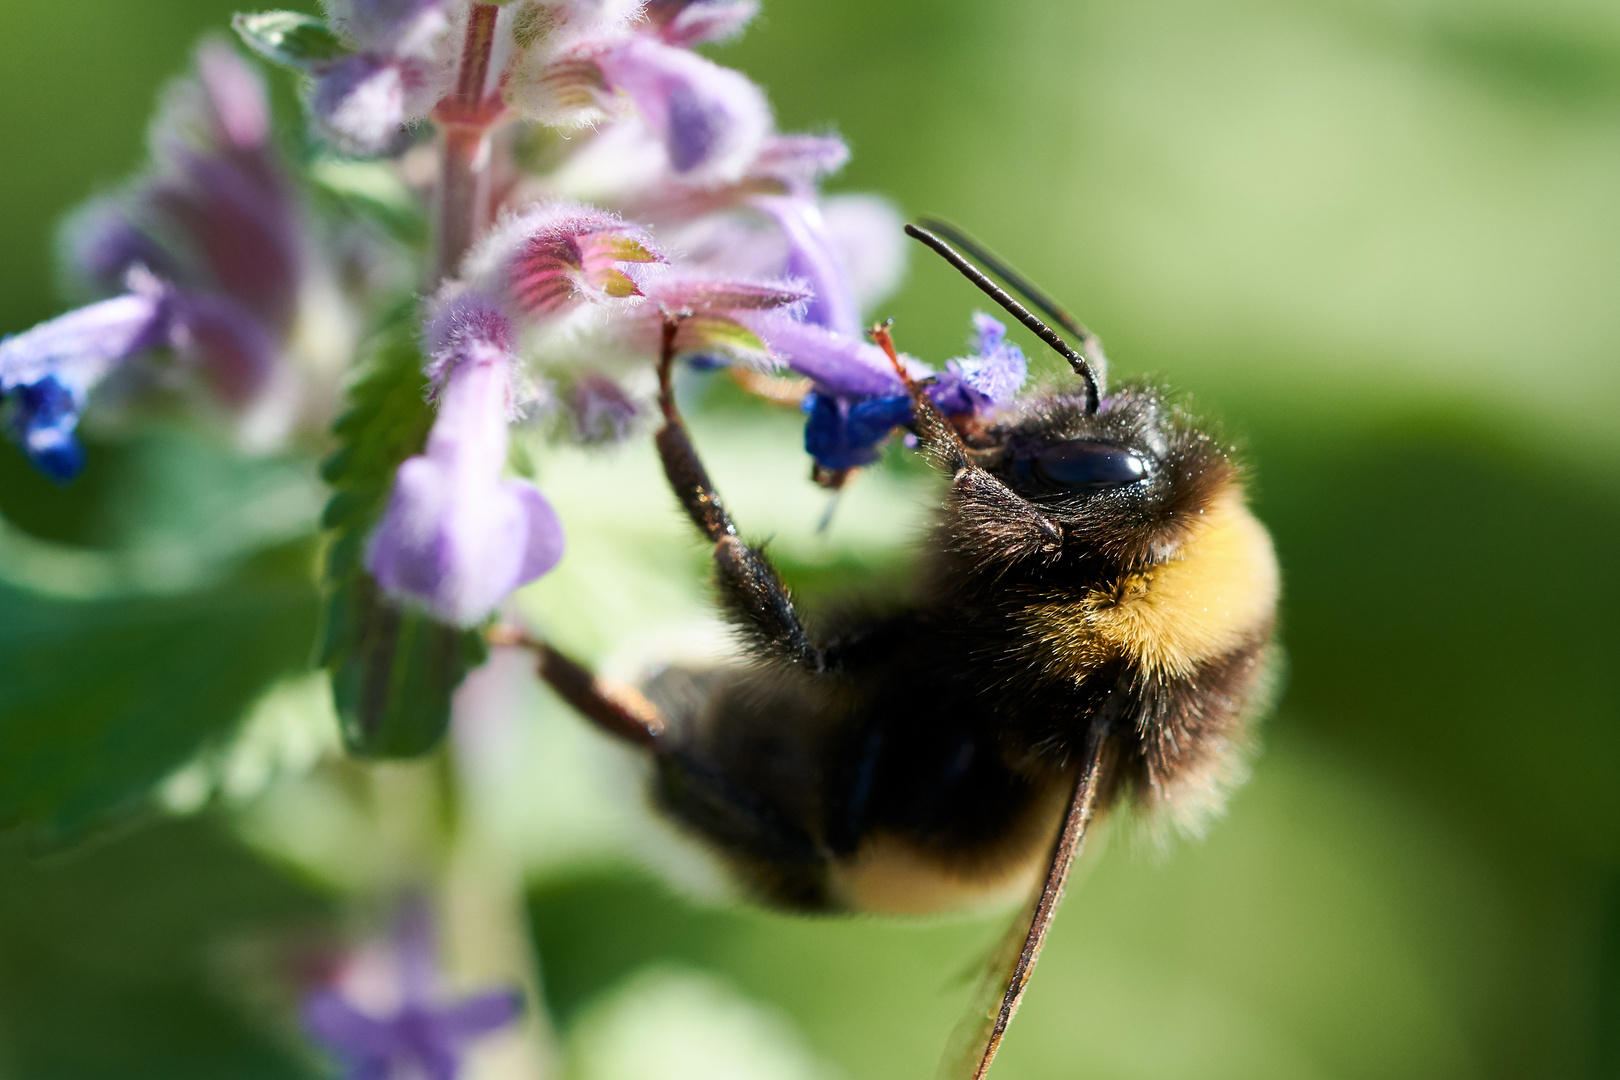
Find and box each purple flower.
[35,43,308,442]
[0,293,170,481]
[367,294,563,626]
[588,37,772,183]
[303,895,523,1080]
[741,311,1013,471]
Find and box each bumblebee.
[514,222,1280,1078]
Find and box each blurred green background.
[1,0,1618,1078]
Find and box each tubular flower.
[0,292,170,481]
[460,201,664,317]
[590,37,772,183]
[367,294,563,627]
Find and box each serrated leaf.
[318,311,484,759]
[232,11,350,70]
[0,544,320,843]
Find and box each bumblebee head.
[946,384,1238,573]
[899,222,1242,574]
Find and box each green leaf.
[318,311,485,759]
[0,545,320,843]
[231,11,350,70]
[309,158,431,249]
[0,819,330,1077]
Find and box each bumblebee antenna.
[916,217,1108,371]
[904,223,1101,414]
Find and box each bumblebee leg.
[488,627,666,747]
[654,314,822,671]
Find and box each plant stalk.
[434,3,503,282]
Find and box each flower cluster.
[0,0,1033,629]
[0,42,329,481]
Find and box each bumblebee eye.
[1024,441,1148,489]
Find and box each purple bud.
[569,373,639,443]
[466,202,663,317]
[195,39,272,150]
[644,0,760,46]
[324,0,451,54]
[311,54,436,157]
[367,298,563,626]
[593,38,771,183]
[143,44,304,332]
[946,313,1027,405]
[166,291,279,405]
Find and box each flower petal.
[6,377,89,483]
[644,0,760,46]
[438,988,525,1038]
[757,196,858,336]
[803,390,912,470]
[642,271,809,315]
[167,291,279,405]
[325,0,452,56]
[0,294,169,394]
[195,40,272,150]
[750,134,849,191]
[737,311,901,398]
[465,202,663,318]
[946,312,1027,404]
[303,989,398,1057]
[821,193,906,316]
[593,38,771,183]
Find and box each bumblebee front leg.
[488,626,667,747]
[654,314,822,672]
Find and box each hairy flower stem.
[434,3,503,282]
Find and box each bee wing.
[940,721,1116,1080]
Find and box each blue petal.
[803,390,913,470]
[947,312,1027,405]
[9,377,88,483]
